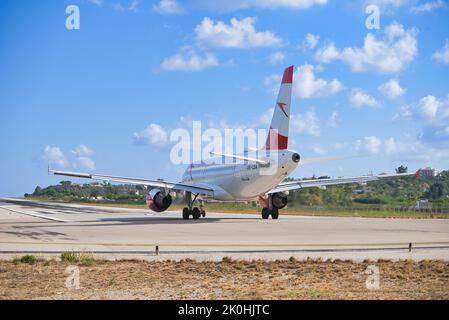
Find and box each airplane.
[50,65,419,220]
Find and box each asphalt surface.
[1,198,449,261]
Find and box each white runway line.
[0,206,70,223]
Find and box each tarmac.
[1,198,449,261]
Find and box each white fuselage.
[181,150,300,201]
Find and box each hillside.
[26,169,449,210]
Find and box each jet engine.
[146,188,172,212]
[271,192,288,209]
[257,192,288,209]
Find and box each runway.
[1,198,449,261]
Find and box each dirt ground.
[1,259,448,300]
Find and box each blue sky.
[1,0,448,196]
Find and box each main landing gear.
[261,207,279,220]
[182,192,206,220]
[260,194,280,220]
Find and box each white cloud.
[291,111,320,136]
[73,157,96,171]
[302,33,320,50]
[269,52,285,65]
[355,136,382,154]
[260,108,274,125]
[152,0,184,14]
[410,0,446,13]
[315,23,418,73]
[134,123,169,147]
[416,95,449,123]
[191,0,328,11]
[432,39,449,64]
[159,50,218,72]
[41,146,69,167]
[312,144,326,154]
[327,111,340,127]
[88,0,103,6]
[113,0,140,12]
[349,88,379,108]
[194,17,282,49]
[356,135,449,164]
[314,42,339,63]
[378,79,405,99]
[264,74,282,96]
[71,144,94,157]
[293,64,343,99]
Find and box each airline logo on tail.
[263,65,294,151]
[277,102,288,118]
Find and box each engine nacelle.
[272,192,288,209]
[256,192,288,209]
[146,188,172,212]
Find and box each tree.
[427,183,444,200]
[395,165,408,174]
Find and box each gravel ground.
[1,258,448,300]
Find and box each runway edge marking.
[0,206,70,223]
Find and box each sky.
[0,0,448,197]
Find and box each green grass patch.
[13,255,38,265]
[60,250,96,266]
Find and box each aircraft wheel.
[200,209,206,218]
[182,208,190,220]
[192,207,201,220]
[271,208,279,220]
[261,207,270,219]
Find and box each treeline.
[26,181,147,203]
[26,170,449,208]
[287,170,449,208]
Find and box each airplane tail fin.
[263,65,293,150]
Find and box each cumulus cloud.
[410,0,447,13]
[416,95,449,123]
[314,42,339,63]
[269,52,285,65]
[70,144,96,170]
[42,145,96,170]
[349,88,379,108]
[159,50,218,72]
[291,111,320,136]
[191,0,328,11]
[41,146,69,167]
[134,123,169,147]
[293,64,343,99]
[355,136,382,154]
[88,0,103,6]
[355,135,449,164]
[327,111,340,128]
[432,39,449,64]
[302,33,320,50]
[314,23,418,73]
[73,157,96,171]
[260,108,274,125]
[113,0,140,12]
[152,0,184,14]
[378,79,405,99]
[72,144,94,157]
[194,17,282,49]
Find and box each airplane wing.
[49,169,214,196]
[267,171,419,194]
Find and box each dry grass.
[1,259,448,300]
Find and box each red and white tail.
[263,65,293,150]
